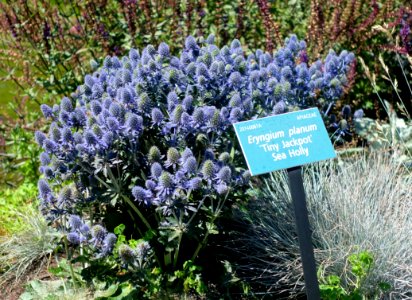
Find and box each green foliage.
[356,36,412,164]
[0,123,41,186]
[173,260,207,295]
[355,102,412,165]
[93,282,136,300]
[0,0,271,101]
[319,251,391,300]
[269,0,309,39]
[0,181,38,235]
[64,223,205,298]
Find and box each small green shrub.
[319,250,391,300]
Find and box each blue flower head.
[181,148,194,162]
[61,97,73,112]
[192,107,205,126]
[216,166,232,183]
[38,179,52,202]
[151,108,164,125]
[228,72,242,88]
[58,186,73,205]
[109,102,123,119]
[185,36,198,50]
[43,139,58,153]
[49,124,61,142]
[206,34,215,45]
[354,109,364,119]
[168,69,179,84]
[158,171,173,189]
[39,152,51,166]
[69,215,83,230]
[145,179,157,191]
[151,162,163,178]
[218,152,230,163]
[67,232,81,245]
[91,225,107,244]
[187,177,202,190]
[83,130,98,146]
[129,48,140,61]
[171,105,184,124]
[125,113,143,132]
[35,131,47,146]
[132,186,152,205]
[101,233,117,256]
[183,156,197,174]
[61,127,73,144]
[215,183,229,195]
[342,105,351,119]
[158,42,170,57]
[106,117,120,131]
[40,104,54,119]
[138,92,153,112]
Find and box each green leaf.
[326,275,341,286]
[378,282,391,291]
[206,222,219,235]
[114,224,126,235]
[76,48,89,55]
[144,229,156,240]
[94,284,119,298]
[47,266,65,276]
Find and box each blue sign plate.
[233,108,336,176]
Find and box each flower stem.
[173,211,184,269]
[191,191,230,261]
[62,217,77,288]
[121,194,152,230]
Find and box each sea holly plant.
[35,34,354,294]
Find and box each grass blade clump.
[234,153,412,299]
[0,209,59,289]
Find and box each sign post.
[233,108,336,300]
[288,166,321,299]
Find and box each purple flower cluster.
[132,146,250,212]
[66,215,117,258]
[35,35,354,221]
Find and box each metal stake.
[287,166,321,300]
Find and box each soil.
[0,258,55,300]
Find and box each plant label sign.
[233,107,336,176]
